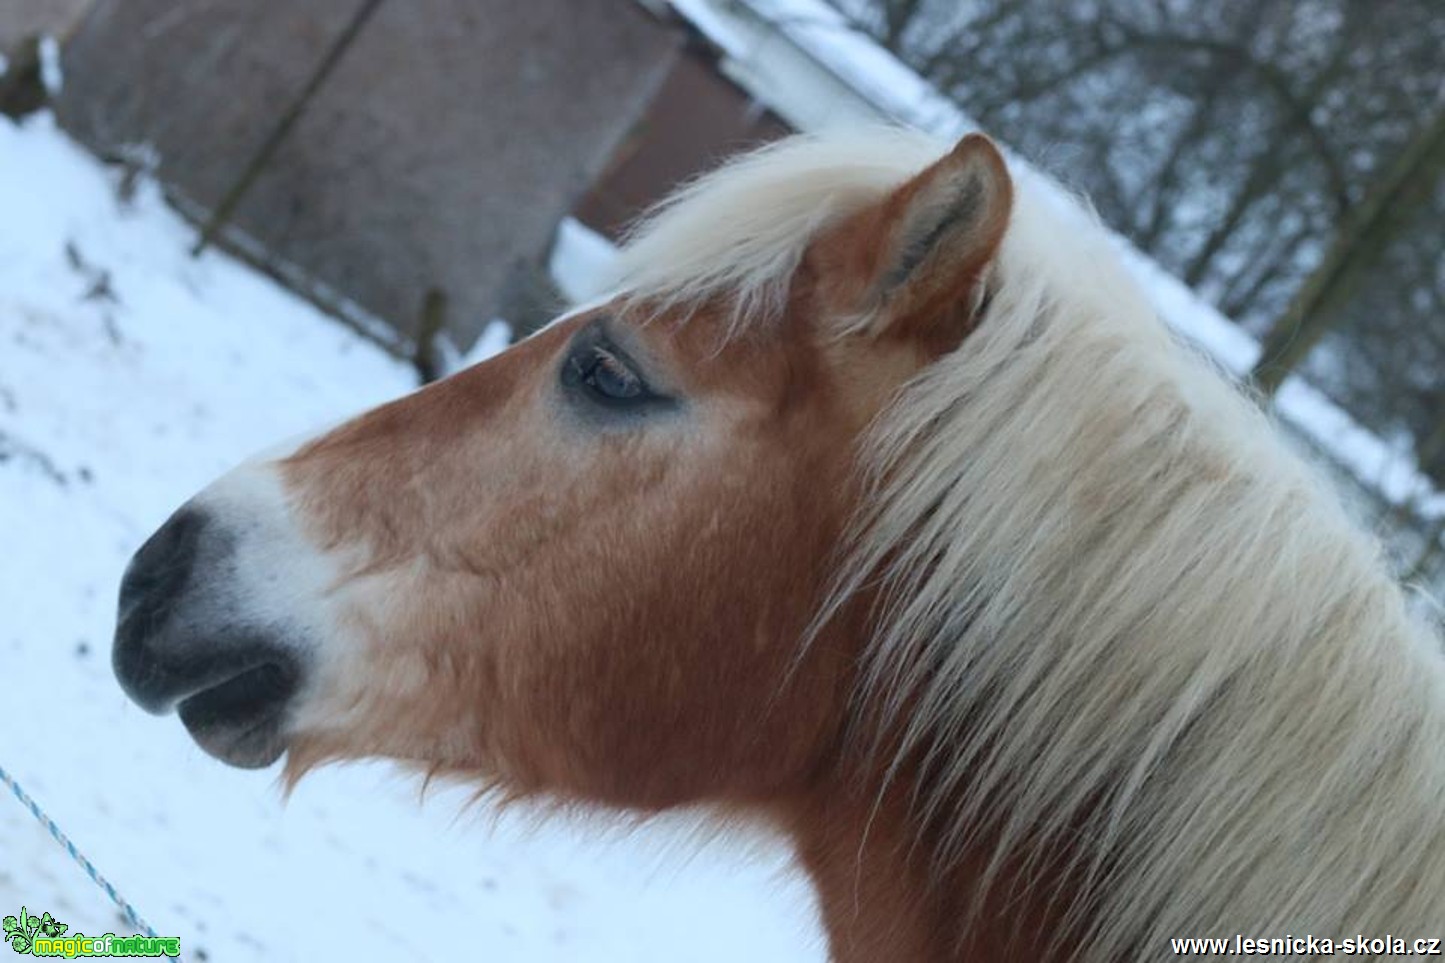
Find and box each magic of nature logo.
[3,908,179,958]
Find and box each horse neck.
[776,742,1066,962]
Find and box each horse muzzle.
[113,500,309,769]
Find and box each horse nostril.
[114,507,210,712]
[118,507,206,623]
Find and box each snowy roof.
[661,0,1445,525]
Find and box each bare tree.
[1251,110,1445,395]
[840,0,1445,507]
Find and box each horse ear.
[818,133,1013,353]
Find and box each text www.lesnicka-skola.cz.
[1171,935,1442,956]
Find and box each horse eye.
[567,344,654,406]
[587,348,643,399]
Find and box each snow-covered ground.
[0,114,823,962]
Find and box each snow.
[666,0,753,60]
[547,218,619,306]
[0,113,822,962]
[437,319,514,377]
[737,0,971,137]
[38,36,62,95]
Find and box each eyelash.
[566,341,656,407]
[589,348,643,397]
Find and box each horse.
[112,129,1445,961]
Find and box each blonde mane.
[611,129,1445,959]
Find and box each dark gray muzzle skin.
[114,505,303,768]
